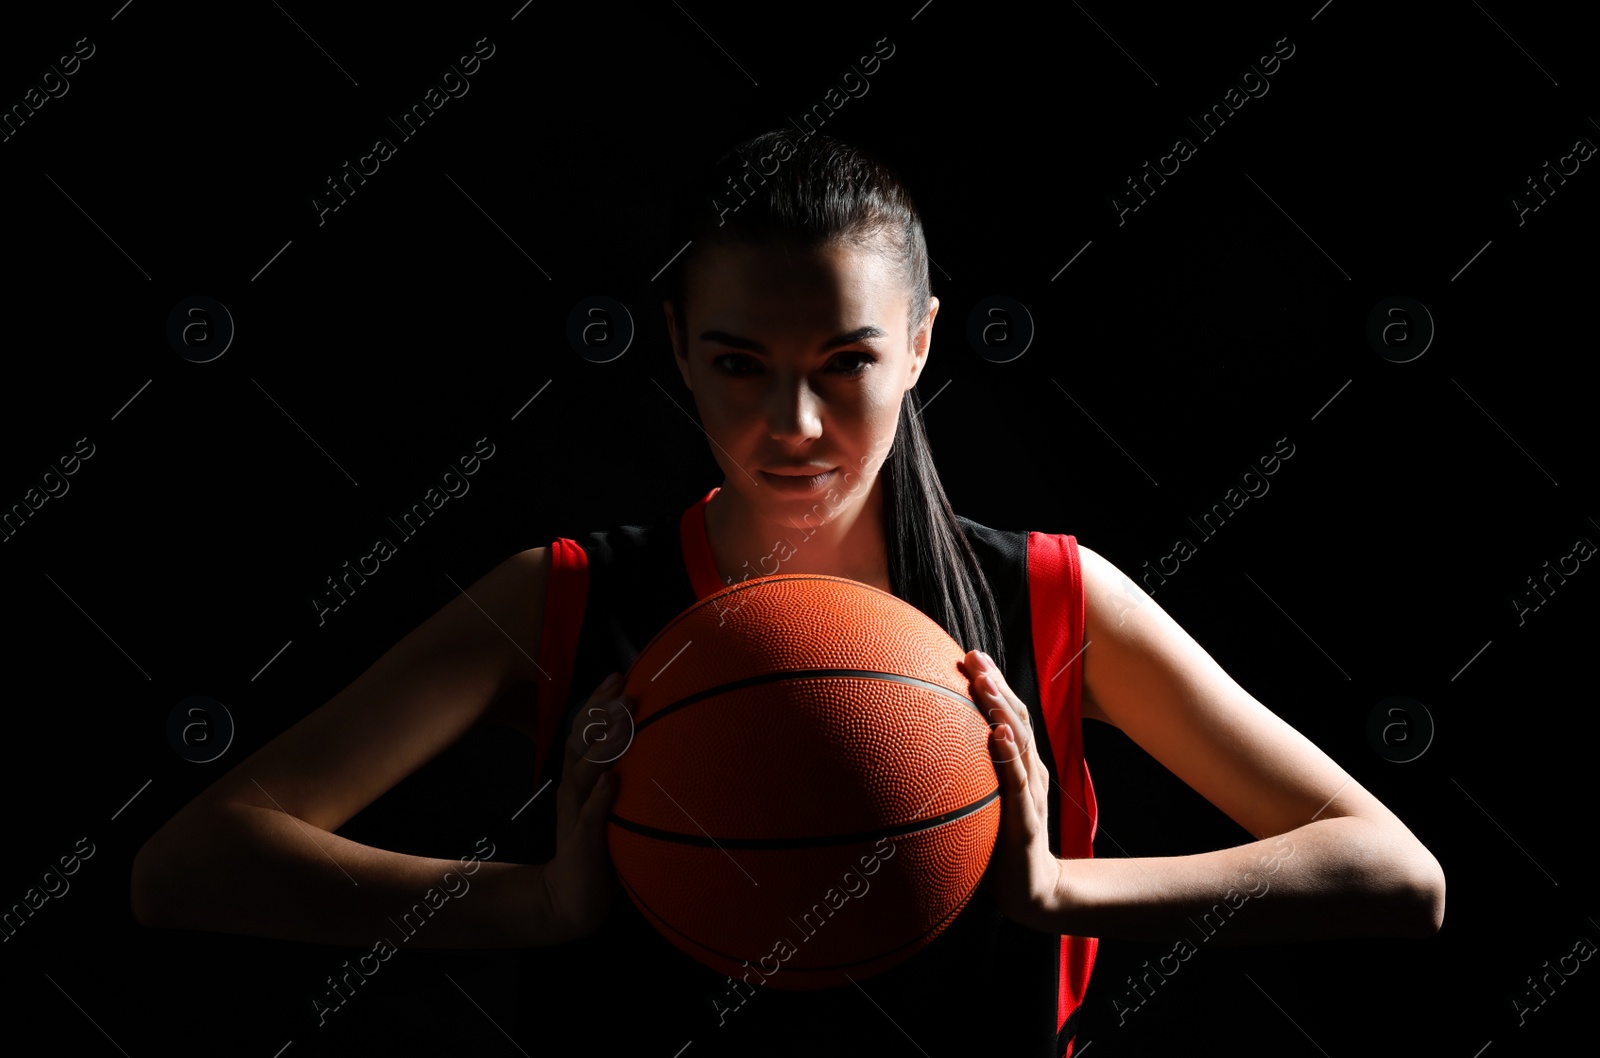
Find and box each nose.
[767,371,824,447]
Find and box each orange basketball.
[607,574,1000,990]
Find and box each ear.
[664,301,692,390]
[907,295,938,391]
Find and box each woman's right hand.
[537,671,633,943]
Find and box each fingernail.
[604,672,624,690]
[976,651,996,672]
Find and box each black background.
[1,2,1595,1055]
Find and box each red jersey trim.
[1026,531,1099,1056]
[681,486,725,601]
[532,537,589,788]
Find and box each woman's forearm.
[1040,816,1445,942]
[131,802,565,948]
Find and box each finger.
[988,725,1042,883]
[562,717,617,812]
[576,770,619,858]
[579,698,636,765]
[1015,723,1048,809]
[964,658,1047,811]
[568,675,633,759]
[978,674,1033,765]
[966,656,1030,731]
[989,723,1030,799]
[555,758,600,838]
[980,723,1020,894]
[560,682,625,823]
[993,670,1031,729]
[1028,738,1051,803]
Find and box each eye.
[712,352,877,377]
[831,351,877,376]
[712,353,760,376]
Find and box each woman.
[131,130,1444,1056]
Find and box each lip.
[760,466,838,491]
[764,464,837,476]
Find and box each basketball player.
[132,131,1444,1057]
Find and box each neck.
[704,471,893,591]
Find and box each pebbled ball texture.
[608,574,1001,990]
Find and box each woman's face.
[667,237,936,514]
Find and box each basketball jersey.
[513,487,1097,1057]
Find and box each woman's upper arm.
[183,546,551,833]
[1075,543,1391,840]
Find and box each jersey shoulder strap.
[1026,530,1099,1058]
[527,500,703,789]
[1026,531,1092,832]
[532,537,589,787]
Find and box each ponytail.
[883,384,1008,674]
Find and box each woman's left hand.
[963,649,1063,932]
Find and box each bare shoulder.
[495,544,552,607]
[475,546,552,738]
[1074,542,1237,729]
[1073,542,1147,725]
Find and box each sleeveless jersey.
[513,487,1097,1057]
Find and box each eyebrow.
[697,325,887,354]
